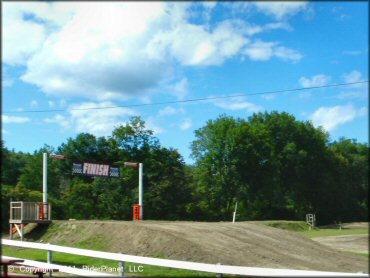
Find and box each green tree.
[1,141,30,186]
[328,138,368,222]
[190,112,356,224]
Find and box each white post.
[232,202,238,223]
[139,163,143,220]
[43,153,48,219]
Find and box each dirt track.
[30,220,368,273]
[313,234,368,254]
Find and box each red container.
[133,204,141,221]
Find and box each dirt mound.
[28,220,368,273]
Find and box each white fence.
[2,239,367,277]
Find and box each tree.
[1,141,30,186]
[18,145,65,198]
[112,117,191,220]
[57,117,191,220]
[328,138,368,222]
[190,111,357,224]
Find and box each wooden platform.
[9,202,51,241]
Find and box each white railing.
[2,239,367,277]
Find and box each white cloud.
[261,94,276,101]
[213,97,263,113]
[343,70,362,83]
[263,22,293,32]
[299,74,331,88]
[337,91,368,100]
[44,114,70,129]
[48,101,55,107]
[202,2,217,10]
[159,106,177,116]
[172,78,188,100]
[243,40,302,62]
[342,70,363,84]
[2,115,31,123]
[14,3,251,100]
[3,2,303,101]
[357,107,368,117]
[332,6,351,21]
[59,99,67,107]
[243,40,274,61]
[342,70,367,91]
[274,46,302,62]
[30,100,38,108]
[3,78,14,87]
[44,102,135,136]
[2,129,9,135]
[163,19,249,66]
[180,118,192,130]
[145,117,165,135]
[158,106,184,117]
[253,2,308,20]
[309,104,366,131]
[342,50,362,56]
[297,92,312,99]
[2,2,46,65]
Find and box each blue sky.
[2,2,368,164]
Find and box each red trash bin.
[133,204,141,221]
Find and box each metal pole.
[139,163,143,220]
[43,153,48,219]
[47,243,53,277]
[232,202,238,223]
[118,253,125,277]
[43,153,48,204]
[21,224,24,241]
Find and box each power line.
[4,81,368,114]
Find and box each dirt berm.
[28,220,368,273]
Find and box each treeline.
[1,113,368,229]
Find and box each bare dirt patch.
[342,222,369,229]
[29,220,368,273]
[313,234,368,254]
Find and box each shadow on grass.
[25,223,50,241]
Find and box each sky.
[2,1,368,164]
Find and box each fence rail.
[2,239,367,277]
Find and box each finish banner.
[72,163,120,177]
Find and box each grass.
[5,220,367,276]
[299,228,368,238]
[258,221,369,258]
[258,220,368,238]
[350,252,369,258]
[259,220,310,231]
[1,246,217,277]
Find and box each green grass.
[299,228,368,238]
[350,252,369,258]
[259,220,311,231]
[1,246,217,277]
